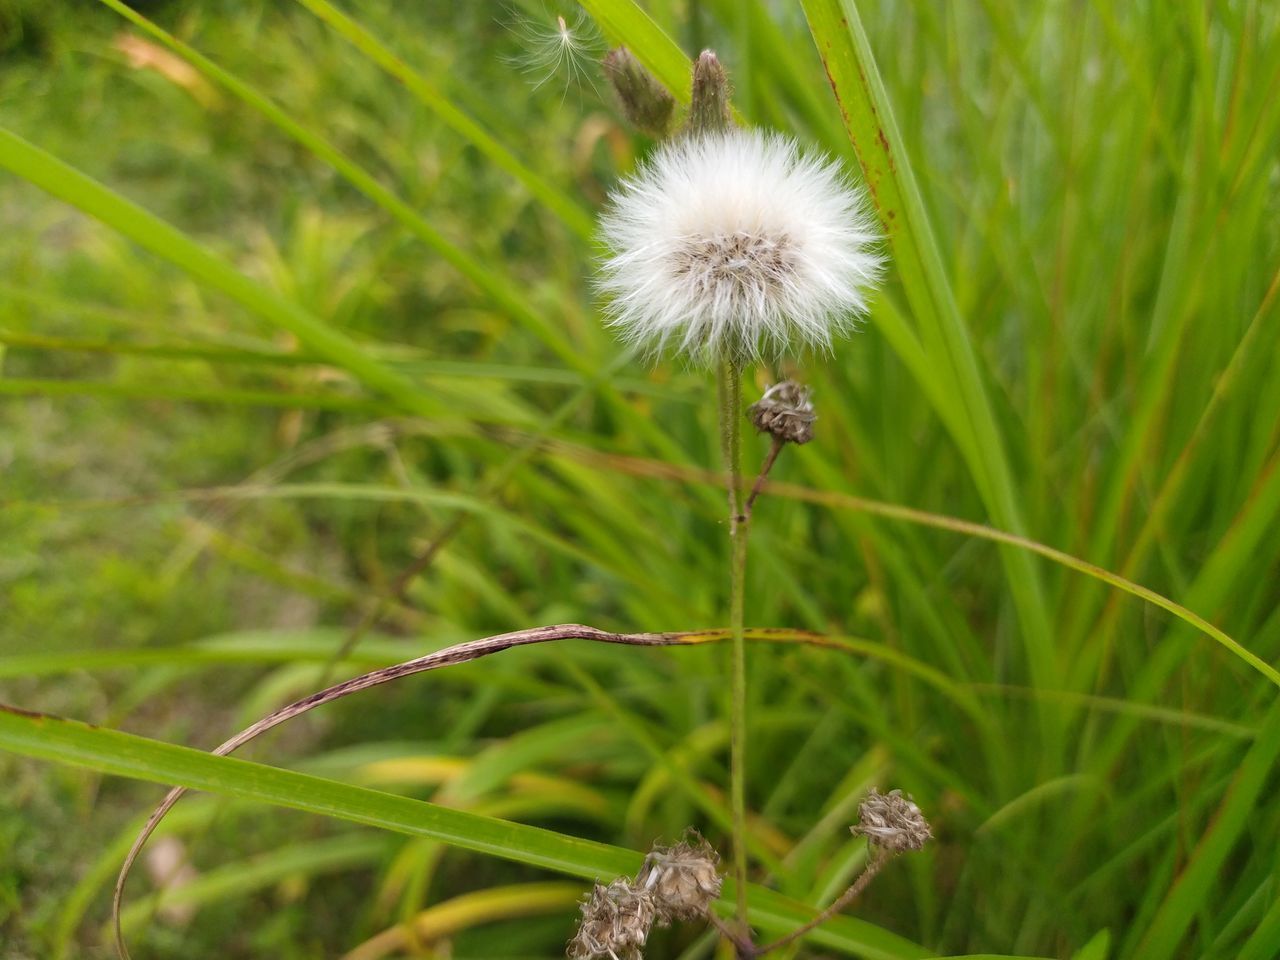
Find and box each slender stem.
[718,359,750,936]
[752,850,891,956]
[744,437,784,520]
[730,503,749,927]
[707,910,756,957]
[717,362,742,522]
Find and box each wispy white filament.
[504,7,603,96]
[597,128,882,364]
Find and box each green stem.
[729,494,749,929]
[718,359,750,933]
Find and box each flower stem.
[744,436,784,520]
[718,359,750,935]
[752,849,891,956]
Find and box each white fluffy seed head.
[597,128,883,365]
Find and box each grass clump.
[1,2,1278,959]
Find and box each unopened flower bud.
[750,381,816,445]
[851,789,932,853]
[636,832,722,924]
[603,47,675,139]
[567,879,655,960]
[686,49,731,137]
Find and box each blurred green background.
[2,1,1279,958]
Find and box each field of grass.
[2,1,1279,958]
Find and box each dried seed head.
[851,789,932,853]
[750,380,816,445]
[636,831,723,924]
[567,879,655,960]
[603,47,675,139]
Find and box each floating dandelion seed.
[597,128,883,365]
[505,5,604,97]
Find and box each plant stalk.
[718,359,750,934]
[744,437,784,520]
[752,850,890,956]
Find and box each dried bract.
[567,879,655,960]
[637,832,723,923]
[749,380,816,445]
[851,789,932,853]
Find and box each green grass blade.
[117,834,391,934]
[291,0,594,238]
[15,480,670,597]
[1069,928,1111,960]
[0,128,436,417]
[0,377,385,413]
[0,329,316,367]
[1130,698,1280,960]
[93,0,579,363]
[578,0,692,99]
[555,449,1280,688]
[798,0,1055,700]
[1237,894,1280,960]
[0,703,632,879]
[0,705,931,960]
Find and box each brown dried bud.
[851,789,932,853]
[636,832,723,924]
[567,879,655,960]
[749,380,816,445]
[685,49,732,138]
[602,47,675,139]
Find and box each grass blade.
[797,0,1055,701]
[292,0,595,238]
[545,446,1280,687]
[1130,698,1280,960]
[93,0,581,364]
[0,377,384,413]
[578,0,692,99]
[0,128,435,417]
[116,834,391,934]
[0,704,931,960]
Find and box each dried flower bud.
[851,789,932,853]
[567,879,655,960]
[636,832,723,923]
[686,49,731,137]
[750,380,816,445]
[603,47,675,139]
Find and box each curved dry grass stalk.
[542,441,1279,688]
[111,622,818,958]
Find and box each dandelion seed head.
[597,128,882,365]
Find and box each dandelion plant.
[597,49,884,948]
